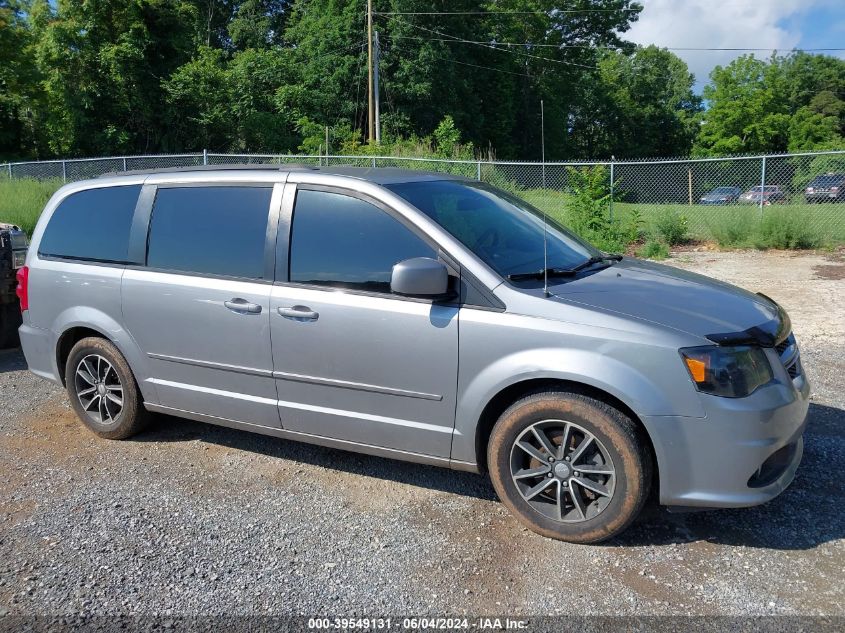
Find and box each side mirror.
[391,257,449,298]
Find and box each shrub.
[564,166,636,253]
[756,208,824,250]
[707,212,758,247]
[637,239,670,260]
[655,209,688,245]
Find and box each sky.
[625,0,845,93]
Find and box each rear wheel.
[487,390,651,544]
[65,337,148,439]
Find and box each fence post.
[203,149,208,166]
[122,157,127,172]
[477,161,481,181]
[609,156,615,222]
[688,168,693,206]
[62,160,67,183]
[760,155,767,215]
[7,163,11,179]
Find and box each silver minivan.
[17,165,809,543]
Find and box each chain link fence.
[3,150,844,244]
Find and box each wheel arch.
[56,325,115,385]
[473,378,659,495]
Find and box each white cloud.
[625,0,834,91]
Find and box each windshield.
[809,175,844,186]
[386,180,600,278]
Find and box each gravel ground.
[0,249,843,618]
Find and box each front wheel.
[65,337,149,440]
[487,391,652,544]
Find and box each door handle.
[224,298,262,314]
[277,305,319,321]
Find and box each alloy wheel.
[509,419,616,523]
[74,354,124,425]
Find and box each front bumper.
[641,367,809,509]
[806,192,843,202]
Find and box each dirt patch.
[813,263,845,280]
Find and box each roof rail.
[97,163,317,178]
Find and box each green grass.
[0,178,64,235]
[522,188,845,248]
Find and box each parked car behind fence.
[699,186,741,205]
[805,173,845,203]
[740,185,786,205]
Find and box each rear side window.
[38,185,141,263]
[289,189,435,292]
[147,186,272,279]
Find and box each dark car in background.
[740,185,786,205]
[1,223,28,348]
[700,186,741,205]
[805,173,845,203]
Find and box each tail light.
[15,265,29,312]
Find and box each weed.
[756,208,824,249]
[707,211,758,247]
[637,239,670,260]
[654,209,688,245]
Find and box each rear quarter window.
[38,185,141,263]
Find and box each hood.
[545,258,788,346]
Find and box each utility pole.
[374,30,381,143]
[367,0,375,143]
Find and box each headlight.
[680,345,773,398]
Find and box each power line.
[375,10,641,16]
[387,42,532,79]
[388,34,845,53]
[380,16,599,70]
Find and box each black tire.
[65,336,148,440]
[487,390,652,544]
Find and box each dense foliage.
[0,1,843,161]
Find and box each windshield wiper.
[507,254,623,281]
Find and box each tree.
[162,47,234,151]
[788,91,844,151]
[34,0,201,156]
[695,52,845,156]
[0,0,45,159]
[275,0,377,145]
[376,0,643,158]
[229,0,290,49]
[695,55,790,156]
[569,45,701,158]
[227,47,298,150]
